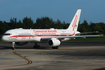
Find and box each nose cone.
[1,36,8,41]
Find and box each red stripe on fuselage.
[10,32,75,38]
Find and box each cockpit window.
[4,33,11,35]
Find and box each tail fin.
[67,9,81,31]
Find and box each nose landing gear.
[12,42,15,50]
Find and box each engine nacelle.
[15,42,28,46]
[48,38,61,46]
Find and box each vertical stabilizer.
[67,9,81,31]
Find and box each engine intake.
[48,38,61,46]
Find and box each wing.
[79,31,98,35]
[41,35,101,40]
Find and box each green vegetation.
[0,40,5,43]
[0,17,105,38]
[66,38,105,42]
[0,37,105,43]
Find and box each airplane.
[1,9,101,50]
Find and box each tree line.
[0,17,105,37]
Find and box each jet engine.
[48,38,61,46]
[15,42,28,46]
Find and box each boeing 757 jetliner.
[2,9,100,49]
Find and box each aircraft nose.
[1,36,8,41]
[1,36,5,41]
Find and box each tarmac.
[0,42,105,70]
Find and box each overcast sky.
[0,0,105,23]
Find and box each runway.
[0,42,105,70]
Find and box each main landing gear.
[33,43,40,49]
[52,46,58,49]
[33,43,58,49]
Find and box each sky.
[0,0,105,23]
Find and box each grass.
[0,39,5,43]
[0,37,105,43]
[66,38,105,42]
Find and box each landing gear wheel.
[52,46,58,49]
[33,43,40,49]
[56,46,58,49]
[34,45,40,49]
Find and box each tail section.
[67,9,81,31]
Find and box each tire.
[52,46,58,49]
[33,45,40,49]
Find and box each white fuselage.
[2,28,75,42]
